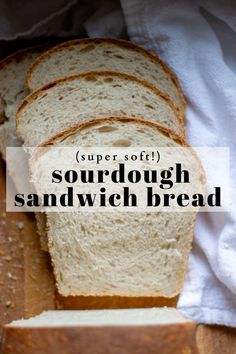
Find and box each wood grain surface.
[197,325,236,354]
[0,156,236,353]
[0,158,55,340]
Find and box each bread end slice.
[2,308,198,354]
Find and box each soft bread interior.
[35,118,202,298]
[26,39,185,114]
[17,72,183,147]
[6,308,191,328]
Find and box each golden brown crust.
[25,38,186,115]
[2,321,198,354]
[56,294,179,310]
[41,116,186,148]
[16,70,185,139]
[44,115,204,186]
[0,111,6,125]
[29,115,188,178]
[0,40,62,72]
[0,45,46,72]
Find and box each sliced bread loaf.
[17,71,184,147]
[25,38,186,116]
[0,46,45,159]
[35,117,202,298]
[2,308,198,354]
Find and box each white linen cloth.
[117,0,236,328]
[1,0,236,327]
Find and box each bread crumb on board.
[16,221,25,230]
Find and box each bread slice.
[2,308,198,354]
[0,46,45,160]
[34,117,202,298]
[16,71,184,147]
[25,38,186,116]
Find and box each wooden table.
[1,157,236,353]
[197,325,236,353]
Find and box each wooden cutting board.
[0,157,236,353]
[0,158,55,339]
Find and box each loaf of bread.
[25,38,186,116]
[31,117,202,298]
[2,308,198,354]
[0,38,202,351]
[17,71,184,147]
